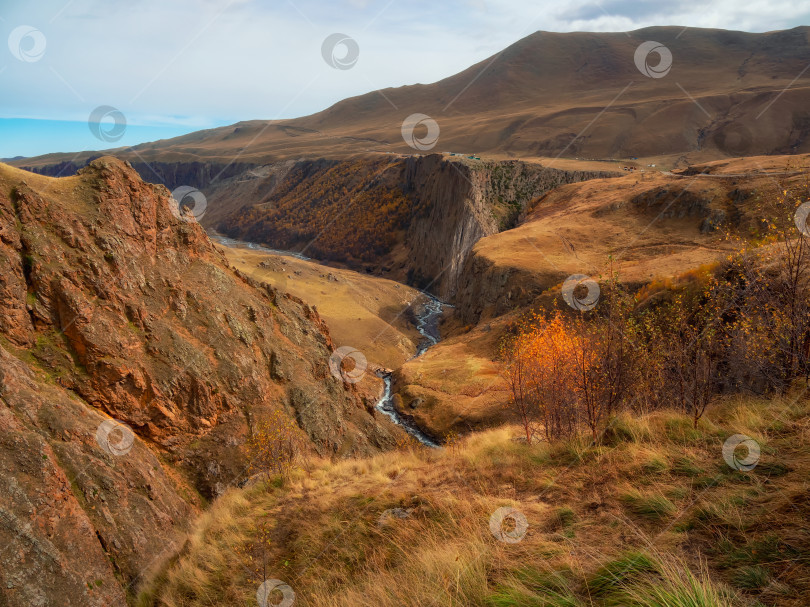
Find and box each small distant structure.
[444,152,481,160]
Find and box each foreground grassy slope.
[139,390,809,606]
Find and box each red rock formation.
[0,158,399,605]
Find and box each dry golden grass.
[394,314,512,438]
[139,389,810,607]
[220,244,426,399]
[467,157,809,305]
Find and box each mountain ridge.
[15,25,810,171]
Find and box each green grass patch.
[751,461,790,477]
[719,534,799,568]
[664,418,704,444]
[731,565,771,589]
[641,457,668,474]
[556,507,576,528]
[487,568,583,607]
[672,456,704,477]
[621,491,677,520]
[587,551,658,597]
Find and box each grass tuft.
[621,490,677,520]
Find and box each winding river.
[209,231,311,260]
[209,230,445,447]
[375,293,446,448]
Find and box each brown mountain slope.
[16,26,810,174]
[0,158,402,605]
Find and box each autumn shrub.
[245,408,306,480]
[501,185,810,440]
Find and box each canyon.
[3,23,810,607]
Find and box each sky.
[1,0,809,158]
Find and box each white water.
[210,230,445,447]
[375,292,447,448]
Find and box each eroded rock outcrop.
[401,156,616,299]
[0,347,192,606]
[0,158,400,605]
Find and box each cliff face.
[208,154,619,300]
[401,156,617,299]
[0,158,399,605]
[21,159,258,194]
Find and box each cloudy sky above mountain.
[2,0,809,157]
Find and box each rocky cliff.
[401,156,617,299]
[20,158,258,195]
[208,154,618,300]
[0,158,399,605]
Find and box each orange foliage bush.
[245,408,306,480]
[502,182,810,442]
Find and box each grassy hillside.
[218,242,426,371]
[138,391,809,606]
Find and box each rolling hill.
[15,26,810,173]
